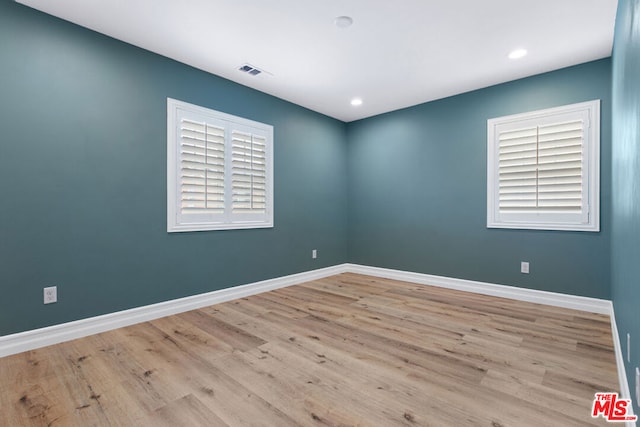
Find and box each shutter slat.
[499,141,537,154]
[499,206,580,213]
[181,134,224,144]
[499,172,537,181]
[538,183,582,191]
[499,152,535,163]
[500,200,538,208]
[538,145,581,158]
[499,156,538,167]
[538,136,582,147]
[539,164,582,174]
[538,153,582,165]
[500,195,537,202]
[538,167,582,179]
[499,187,537,195]
[499,164,538,174]
[538,176,582,185]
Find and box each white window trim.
[487,100,600,232]
[167,98,274,233]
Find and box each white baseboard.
[345,263,612,314]
[610,306,637,427]
[0,264,348,358]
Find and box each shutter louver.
[180,119,225,214]
[232,131,267,213]
[497,119,583,214]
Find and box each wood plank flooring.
[0,273,619,426]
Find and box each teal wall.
[347,59,612,299]
[612,0,640,415]
[0,2,348,335]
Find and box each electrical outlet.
[44,286,57,304]
[312,249,317,259]
[628,333,631,363]
[520,261,529,274]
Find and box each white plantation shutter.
[497,120,584,214]
[231,131,267,214]
[180,119,226,214]
[168,99,273,232]
[537,121,584,211]
[498,126,539,212]
[488,100,599,232]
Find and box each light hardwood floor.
[0,273,619,426]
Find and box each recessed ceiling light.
[508,48,528,60]
[335,16,353,29]
[351,98,363,106]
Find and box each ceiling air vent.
[238,64,263,76]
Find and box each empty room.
[1,0,639,425]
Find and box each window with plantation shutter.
[167,98,273,232]
[487,100,599,232]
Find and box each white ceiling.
[17,0,618,122]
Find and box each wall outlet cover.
[520,261,530,274]
[44,286,57,304]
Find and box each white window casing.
[167,98,273,232]
[487,100,600,232]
